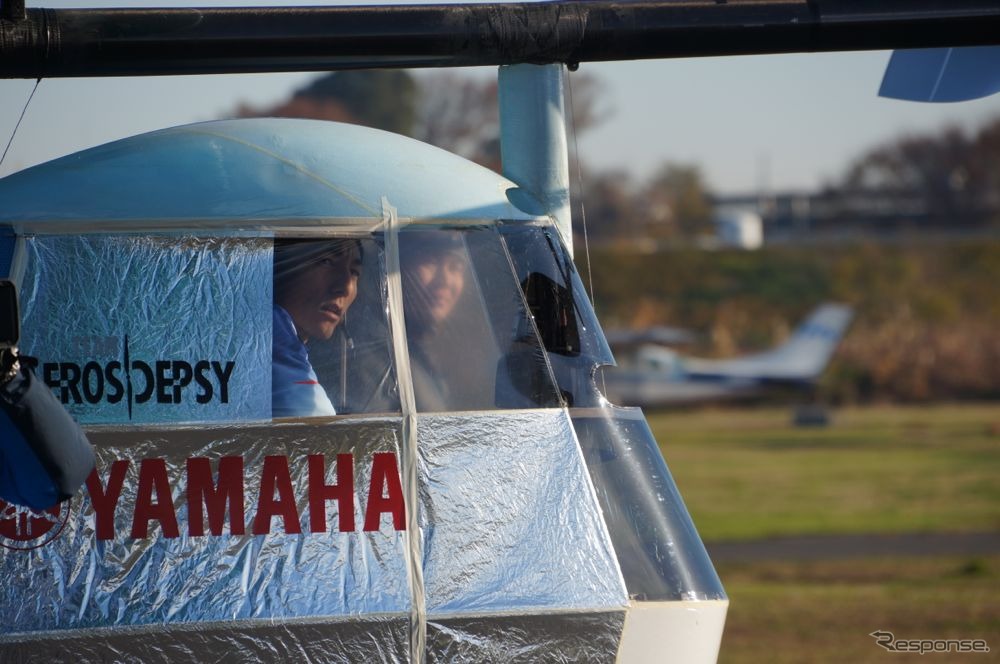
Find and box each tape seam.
[382,197,426,663]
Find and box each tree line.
[235,68,1000,243]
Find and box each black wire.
[0,77,41,171]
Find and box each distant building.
[713,209,763,249]
[713,187,998,244]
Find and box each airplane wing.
[604,326,696,350]
[601,370,761,406]
[680,304,854,384]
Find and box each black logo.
[42,335,235,419]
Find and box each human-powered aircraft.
[603,304,854,408]
[0,1,998,663]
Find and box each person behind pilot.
[400,232,466,412]
[272,239,361,418]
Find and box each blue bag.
[0,357,95,511]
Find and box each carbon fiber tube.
[1,0,999,78]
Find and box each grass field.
[643,403,1000,661]
[646,403,1000,541]
[717,555,999,663]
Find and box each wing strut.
[2,1,1000,78]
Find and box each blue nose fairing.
[0,119,724,662]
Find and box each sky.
[3,1,1000,195]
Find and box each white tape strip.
[382,197,426,662]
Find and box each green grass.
[643,404,1000,661]
[716,555,1000,664]
[646,404,1000,541]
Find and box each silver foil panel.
[418,410,627,613]
[426,610,626,663]
[19,236,272,425]
[0,419,409,636]
[1,615,409,663]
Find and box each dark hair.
[274,238,363,291]
[399,230,463,266]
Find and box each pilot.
[272,239,361,418]
[400,232,466,411]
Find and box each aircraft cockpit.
[0,118,725,662]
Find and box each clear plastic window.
[273,236,399,417]
[274,226,559,416]
[572,409,725,601]
[398,226,560,412]
[18,227,564,423]
[500,225,614,407]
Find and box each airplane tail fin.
[752,303,854,381]
[682,303,854,383]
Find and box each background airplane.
[602,304,853,408]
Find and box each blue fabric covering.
[18,235,271,425]
[271,305,335,418]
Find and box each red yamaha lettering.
[308,454,355,533]
[364,452,406,532]
[81,452,404,542]
[187,457,245,536]
[132,458,180,539]
[253,456,301,535]
[87,460,129,540]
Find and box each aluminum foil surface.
[1,616,409,664]
[0,419,409,648]
[426,611,625,663]
[418,410,627,614]
[18,236,271,425]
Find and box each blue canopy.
[0,118,542,226]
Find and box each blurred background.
[2,4,998,658]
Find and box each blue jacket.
[272,305,336,418]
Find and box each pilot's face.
[278,246,360,343]
[409,250,465,327]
